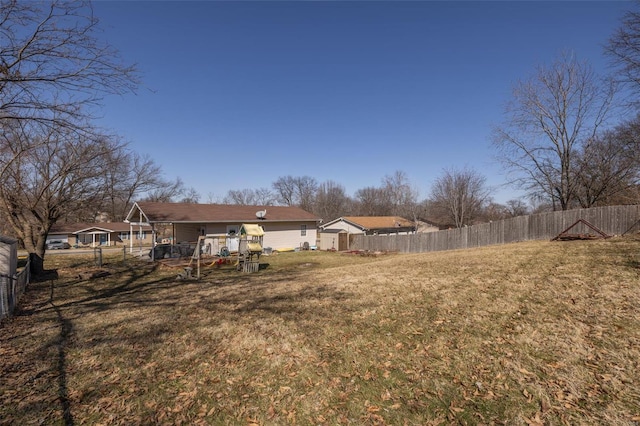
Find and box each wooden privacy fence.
[351,205,640,254]
[0,256,31,320]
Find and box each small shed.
[319,229,348,251]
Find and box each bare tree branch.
[493,52,617,210]
[0,1,138,132]
[429,167,490,228]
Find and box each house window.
[136,231,147,240]
[301,224,307,236]
[119,232,129,240]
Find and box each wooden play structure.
[237,223,264,273]
[168,223,265,279]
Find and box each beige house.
[124,201,320,253]
[48,222,153,248]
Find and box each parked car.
[47,240,70,250]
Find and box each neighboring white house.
[124,201,321,254]
[48,222,153,248]
[318,216,417,251]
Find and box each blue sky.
[93,1,631,204]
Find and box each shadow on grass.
[31,269,59,282]
[7,262,168,425]
[7,258,369,425]
[48,280,74,426]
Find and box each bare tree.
[272,176,296,206]
[178,187,201,204]
[296,176,318,212]
[429,167,490,228]
[480,198,531,222]
[205,192,221,204]
[607,3,640,104]
[574,118,640,207]
[224,189,257,205]
[351,171,419,218]
[481,201,510,222]
[353,186,391,216]
[505,198,531,217]
[100,151,169,221]
[493,52,617,210]
[253,187,277,205]
[272,175,318,211]
[0,120,122,273]
[313,180,352,222]
[0,1,138,130]
[223,188,276,205]
[0,1,138,274]
[381,170,420,219]
[142,177,190,203]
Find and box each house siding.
[120,229,154,247]
[322,221,364,234]
[175,223,202,243]
[173,221,318,251]
[260,222,317,250]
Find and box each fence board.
[0,256,30,320]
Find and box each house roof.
[50,222,151,234]
[125,202,320,224]
[321,216,415,231]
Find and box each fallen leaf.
[526,412,544,426]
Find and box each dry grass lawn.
[1,236,640,425]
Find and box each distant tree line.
[1,1,639,274]
[217,167,538,228]
[218,169,497,229]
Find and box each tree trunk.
[20,224,49,276]
[29,253,45,276]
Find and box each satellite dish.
[256,209,266,219]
